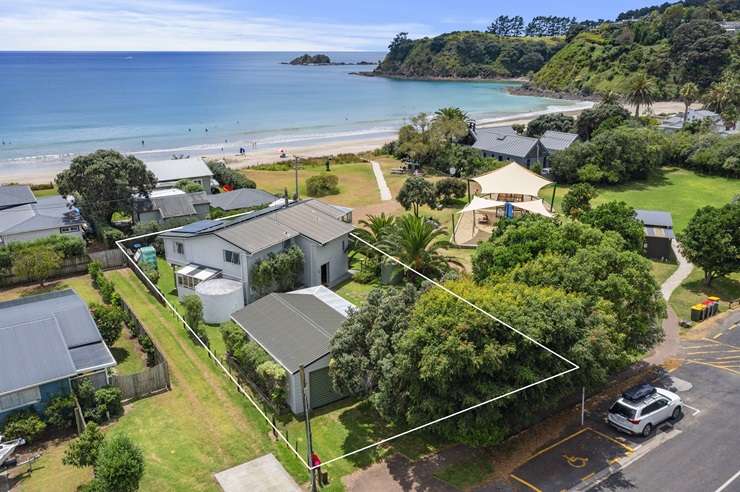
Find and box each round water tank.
[195,278,244,324]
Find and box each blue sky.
[1,0,660,51]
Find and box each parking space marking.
[715,355,740,360]
[713,332,725,339]
[686,359,740,376]
[581,472,595,482]
[510,473,543,492]
[715,468,740,492]
[682,403,701,416]
[588,427,636,453]
[702,337,740,350]
[527,428,591,460]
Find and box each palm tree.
[702,81,735,114]
[353,213,396,257]
[380,214,463,281]
[600,90,621,106]
[625,73,656,118]
[679,82,699,127]
[434,107,471,123]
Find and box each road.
[593,311,740,492]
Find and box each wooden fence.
[89,248,127,269]
[0,248,126,287]
[111,362,170,402]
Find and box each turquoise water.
[0,51,581,179]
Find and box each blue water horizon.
[0,51,583,180]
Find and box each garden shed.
[230,286,354,414]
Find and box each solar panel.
[176,219,224,234]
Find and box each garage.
[309,366,345,409]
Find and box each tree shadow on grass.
[337,400,395,468]
[18,281,65,297]
[110,346,131,366]
[683,275,740,304]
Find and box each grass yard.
[17,269,307,492]
[650,260,679,286]
[539,168,739,232]
[432,455,493,490]
[242,162,380,208]
[669,268,740,321]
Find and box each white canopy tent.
[471,162,552,198]
[457,196,553,218]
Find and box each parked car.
[607,384,682,437]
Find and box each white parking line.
[682,403,701,416]
[715,468,740,492]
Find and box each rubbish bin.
[691,304,705,322]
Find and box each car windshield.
[610,401,636,419]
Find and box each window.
[0,386,41,412]
[224,250,240,265]
[174,242,184,255]
[176,274,201,290]
[60,225,80,233]
[641,400,666,415]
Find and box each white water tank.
[195,278,244,324]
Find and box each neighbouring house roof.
[471,162,552,198]
[0,185,36,210]
[635,209,673,228]
[0,195,84,237]
[473,130,543,158]
[135,191,210,220]
[476,125,519,136]
[0,289,116,397]
[231,288,355,374]
[209,188,277,211]
[145,157,213,184]
[659,109,723,131]
[540,131,579,152]
[160,199,354,253]
[303,199,352,220]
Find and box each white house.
[159,199,354,305]
[0,186,85,245]
[144,157,214,193]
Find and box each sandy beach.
[1,101,689,184]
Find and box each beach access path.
[370,160,392,201]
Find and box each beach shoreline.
[0,101,688,184]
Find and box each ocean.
[0,51,585,181]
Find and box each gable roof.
[215,215,300,253]
[135,191,210,219]
[635,209,673,228]
[209,188,277,211]
[231,289,354,374]
[145,157,213,183]
[0,195,85,236]
[0,185,36,210]
[0,289,116,396]
[473,130,543,158]
[540,131,579,152]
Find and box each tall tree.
[626,73,657,118]
[561,183,597,219]
[56,150,157,224]
[396,177,436,215]
[679,82,700,127]
[580,201,645,253]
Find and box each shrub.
[561,183,597,218]
[175,179,203,193]
[434,178,467,207]
[94,387,123,417]
[233,341,271,376]
[256,361,287,407]
[12,245,62,286]
[81,386,123,424]
[100,227,125,249]
[88,261,103,287]
[137,332,157,366]
[221,322,248,356]
[44,394,77,431]
[98,277,116,304]
[1,410,46,443]
[143,265,159,285]
[92,434,145,492]
[63,422,105,468]
[89,303,124,346]
[207,161,256,190]
[306,173,340,197]
[250,246,304,296]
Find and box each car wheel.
[672,406,682,420]
[642,423,653,437]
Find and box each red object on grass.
[311,452,321,467]
[222,184,233,192]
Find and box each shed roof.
[0,289,116,396]
[0,185,36,210]
[145,157,213,183]
[135,191,210,219]
[473,130,541,158]
[209,188,277,211]
[0,195,85,236]
[635,209,673,228]
[231,290,354,374]
[540,131,579,152]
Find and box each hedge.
[0,234,86,270]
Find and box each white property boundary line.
[116,209,579,472]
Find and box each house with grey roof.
[209,188,278,212]
[635,209,675,260]
[539,130,580,153]
[0,289,116,423]
[159,199,354,305]
[145,157,215,194]
[472,128,547,169]
[0,191,85,245]
[231,285,354,414]
[659,108,735,134]
[133,189,211,224]
[0,185,36,211]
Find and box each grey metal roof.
[209,188,277,211]
[0,185,36,210]
[476,126,519,137]
[136,192,210,219]
[635,209,673,228]
[231,292,349,374]
[271,202,354,244]
[215,215,299,253]
[0,289,116,396]
[473,131,541,158]
[302,199,352,220]
[0,196,85,236]
[145,157,213,183]
[540,131,579,152]
[644,226,675,239]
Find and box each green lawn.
[433,455,493,490]
[334,278,375,306]
[650,260,678,286]
[18,269,307,491]
[669,268,740,321]
[539,168,739,232]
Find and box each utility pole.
[550,183,557,212]
[581,386,585,426]
[299,366,317,492]
[294,156,300,200]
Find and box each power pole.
[299,366,317,492]
[294,156,300,200]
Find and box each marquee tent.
[471,162,552,198]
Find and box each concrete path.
[661,240,693,301]
[214,454,301,492]
[370,160,393,201]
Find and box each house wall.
[286,353,331,414]
[157,176,213,194]
[0,378,72,424]
[296,235,350,288]
[1,226,83,245]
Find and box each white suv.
[607,384,682,437]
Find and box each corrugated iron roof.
[145,157,213,183]
[0,196,84,236]
[0,185,36,209]
[473,131,541,158]
[209,188,277,211]
[540,131,579,152]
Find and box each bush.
[98,277,116,304]
[1,410,46,443]
[561,183,597,218]
[92,434,145,492]
[89,303,124,346]
[175,179,203,193]
[256,361,287,407]
[250,246,304,297]
[88,261,103,286]
[434,178,467,207]
[233,341,271,376]
[222,322,248,356]
[100,227,125,249]
[137,332,157,366]
[63,422,105,468]
[12,245,62,286]
[79,385,123,424]
[207,161,256,190]
[306,173,340,197]
[44,394,77,431]
[143,265,159,285]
